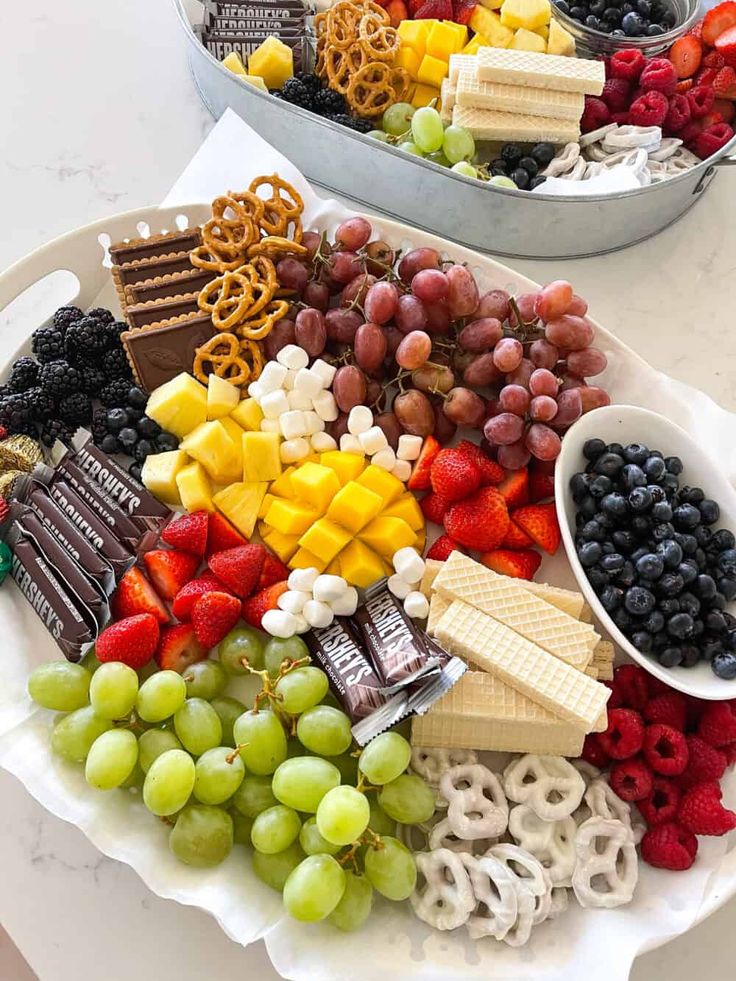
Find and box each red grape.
[398,247,440,283]
[335,217,372,252]
[458,317,503,353]
[446,264,479,318]
[484,412,525,445]
[509,292,539,326]
[579,386,611,413]
[393,390,435,436]
[505,357,534,388]
[544,315,594,351]
[412,269,449,304]
[424,302,451,335]
[294,308,326,356]
[354,323,388,373]
[566,348,607,378]
[568,294,588,316]
[475,289,510,321]
[341,273,377,308]
[497,439,531,470]
[463,353,501,387]
[492,337,523,373]
[276,258,309,294]
[529,395,558,422]
[364,282,399,324]
[396,330,432,370]
[553,388,583,427]
[303,280,330,312]
[534,281,573,321]
[327,413,350,442]
[433,401,457,443]
[558,374,585,392]
[384,326,403,358]
[263,318,296,360]
[374,412,402,449]
[498,384,531,416]
[364,240,396,276]
[301,231,323,260]
[412,364,455,394]
[333,365,367,412]
[529,339,559,370]
[443,387,486,427]
[365,379,385,411]
[525,423,561,461]
[328,251,362,284]
[529,368,559,398]
[325,308,361,343]
[395,294,428,334]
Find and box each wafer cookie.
[427,591,451,635]
[456,72,584,121]
[477,46,605,94]
[419,559,443,598]
[452,105,580,144]
[448,53,479,84]
[517,579,586,620]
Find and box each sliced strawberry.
[242,581,290,629]
[112,566,170,624]
[502,519,533,549]
[407,435,441,491]
[412,0,452,17]
[162,510,209,556]
[172,571,231,621]
[155,623,208,672]
[511,502,561,555]
[385,0,408,25]
[426,535,465,561]
[703,1,736,46]
[675,78,694,93]
[143,549,200,601]
[420,491,450,525]
[480,548,542,580]
[528,460,555,502]
[209,543,267,598]
[259,552,291,589]
[443,486,509,552]
[453,0,477,24]
[455,440,504,485]
[668,34,703,79]
[191,591,242,649]
[97,614,160,669]
[713,64,736,98]
[205,511,248,557]
[496,468,530,509]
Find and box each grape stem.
[240,655,312,727]
[506,297,544,343]
[355,774,380,795]
[225,744,248,765]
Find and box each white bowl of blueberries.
[556,405,736,699]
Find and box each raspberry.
[643,724,689,776]
[601,77,632,111]
[687,86,716,119]
[678,781,736,836]
[638,777,681,826]
[714,97,736,122]
[612,664,649,711]
[609,757,653,801]
[694,122,735,159]
[664,94,691,134]
[641,822,698,871]
[581,733,609,767]
[598,708,645,760]
[610,48,646,82]
[684,694,709,729]
[697,701,736,747]
[603,679,623,710]
[639,58,678,95]
[629,90,669,127]
[643,692,688,731]
[610,111,631,125]
[679,119,704,147]
[678,735,727,789]
[695,67,718,88]
[702,110,725,129]
[704,51,727,70]
[420,491,450,525]
[581,96,611,134]
[646,675,673,698]
[713,65,736,98]
[723,742,736,766]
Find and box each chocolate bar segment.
[122,315,215,392]
[125,269,214,306]
[109,230,202,266]
[203,33,306,71]
[305,619,387,722]
[126,294,200,330]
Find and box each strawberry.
[385,0,408,24]
[703,1,736,46]
[112,566,170,624]
[480,548,542,580]
[407,435,440,491]
[702,110,725,128]
[496,467,530,509]
[421,491,450,525]
[502,519,533,549]
[528,460,555,502]
[143,549,200,601]
[155,623,208,672]
[455,440,504,485]
[161,510,208,557]
[412,0,452,18]
[668,34,703,79]
[430,448,481,502]
[259,552,291,589]
[703,51,727,69]
[444,486,509,552]
[453,0,477,24]
[191,591,242,649]
[96,614,160,669]
[241,581,290,629]
[408,0,425,12]
[172,571,231,621]
[205,511,248,557]
[426,535,465,561]
[511,502,560,555]
[209,543,266,598]
[713,65,736,97]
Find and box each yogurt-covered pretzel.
[602,125,661,151]
[542,141,580,177]
[571,817,638,909]
[410,849,476,931]
[441,764,509,841]
[487,843,552,925]
[585,778,637,838]
[572,759,601,785]
[502,879,536,947]
[508,804,577,886]
[428,816,471,854]
[547,886,570,920]
[503,755,585,822]
[579,122,618,147]
[648,137,683,161]
[410,747,477,788]
[461,853,519,942]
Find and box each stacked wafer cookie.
[442,48,605,144]
[412,552,614,756]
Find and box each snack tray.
[0,200,734,979]
[172,0,736,259]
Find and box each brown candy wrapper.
[305,618,390,721]
[202,31,306,70]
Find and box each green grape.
[193,746,245,805]
[316,786,370,846]
[283,854,346,922]
[451,161,478,179]
[274,666,329,715]
[210,695,246,747]
[28,661,91,712]
[169,804,233,868]
[252,841,305,892]
[299,816,341,856]
[89,662,139,720]
[442,124,475,165]
[264,635,309,677]
[184,660,228,700]
[50,707,113,762]
[364,836,417,900]
[426,149,451,168]
[138,728,182,773]
[378,774,435,824]
[136,670,187,723]
[331,752,359,786]
[296,705,352,757]
[231,810,253,845]
[382,102,415,136]
[174,698,222,756]
[232,774,278,818]
[85,729,139,790]
[251,804,301,854]
[369,130,390,142]
[81,649,102,674]
[121,762,145,789]
[272,756,340,813]
[367,799,396,837]
[143,748,196,816]
[399,141,424,157]
[218,626,266,674]
[358,731,411,785]
[328,871,373,932]
[233,709,287,775]
[411,107,444,153]
[489,174,517,189]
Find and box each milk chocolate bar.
[203,33,306,70]
[126,294,200,330]
[122,315,215,392]
[207,14,306,32]
[205,0,308,19]
[112,254,198,293]
[305,618,389,721]
[109,230,202,267]
[125,269,213,306]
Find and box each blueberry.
[590,0,607,11]
[580,520,606,542]
[679,486,704,505]
[657,572,684,597]
[637,0,651,13]
[490,159,508,174]
[106,407,129,433]
[601,553,625,573]
[653,522,675,542]
[612,26,626,33]
[604,6,623,21]
[134,439,155,462]
[699,499,720,525]
[621,464,646,491]
[712,651,736,680]
[594,452,624,478]
[658,646,683,668]
[622,10,645,34]
[601,492,627,518]
[601,541,616,555]
[632,630,653,652]
[631,547,649,563]
[117,427,138,451]
[579,541,603,567]
[580,495,599,519]
[631,515,652,537]
[681,644,701,668]
[643,456,666,481]
[692,618,705,638]
[648,485,667,504]
[628,486,652,512]
[155,432,179,453]
[607,442,624,456]
[728,630,736,652]
[623,443,649,465]
[652,632,669,652]
[600,584,623,611]
[585,14,601,27]
[125,407,144,424]
[662,473,680,494]
[674,532,697,555]
[100,434,120,454]
[612,530,637,553]
[136,416,161,438]
[724,613,736,630]
[705,610,728,635]
[128,462,143,483]
[583,438,606,461]
[695,547,708,570]
[127,386,148,410]
[588,568,610,591]
[651,501,672,522]
[656,539,683,569]
[570,472,590,502]
[720,577,736,602]
[589,475,613,498]
[555,0,571,10]
[662,7,675,25]
[529,176,547,191]
[531,142,555,166]
[518,156,539,177]
[712,592,727,610]
[636,553,664,580]
[625,585,655,615]
[617,561,636,589]
[501,142,523,165]
[695,574,717,601]
[678,592,700,618]
[673,504,701,530]
[596,513,615,530]
[612,608,632,632]
[659,598,681,617]
[712,529,735,552]
[677,561,698,585]
[643,610,665,634]
[694,525,713,548]
[511,168,530,190]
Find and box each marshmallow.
[294,367,324,400]
[397,434,423,461]
[388,574,412,600]
[261,389,290,420]
[287,388,313,411]
[303,411,325,435]
[393,547,425,584]
[280,437,310,463]
[403,591,430,620]
[282,369,296,391]
[372,447,396,471]
[392,460,412,482]
[260,418,282,433]
[359,426,389,455]
[258,361,288,394]
[262,609,299,638]
[293,614,310,634]
[340,434,365,456]
[312,574,348,604]
[330,586,359,617]
[247,381,264,402]
[312,390,339,422]
[310,431,337,453]
[303,599,335,629]
[288,568,320,591]
[276,344,309,370]
[277,590,311,615]
[348,405,374,436]
[280,409,309,440]
[310,358,337,389]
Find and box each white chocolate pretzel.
[441,763,509,841]
[503,755,585,821]
[508,804,577,886]
[487,843,552,925]
[462,853,519,942]
[410,849,476,931]
[571,817,638,909]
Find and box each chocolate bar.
[207,14,307,32]
[122,315,215,392]
[125,269,214,306]
[109,230,202,267]
[126,294,201,330]
[205,0,309,19]
[203,33,306,70]
[305,618,388,721]
[112,254,199,292]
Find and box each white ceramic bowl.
[555,404,736,700]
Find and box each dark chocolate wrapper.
[305,618,387,721]
[202,31,306,70]
[205,0,310,17]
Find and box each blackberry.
[102,320,126,349]
[87,307,115,325]
[64,316,111,364]
[313,88,347,116]
[25,386,57,422]
[99,377,132,407]
[7,357,40,393]
[52,306,84,333]
[329,114,373,133]
[59,392,92,425]
[102,347,132,380]
[296,72,323,94]
[40,418,75,448]
[38,360,81,398]
[32,325,65,364]
[77,364,106,395]
[91,406,108,445]
[280,77,315,110]
[0,393,35,435]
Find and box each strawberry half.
[454,440,504,486]
[162,510,209,557]
[205,511,248,557]
[143,549,200,601]
[430,448,481,502]
[668,34,703,79]
[501,519,533,549]
[191,591,242,649]
[426,535,465,561]
[407,435,440,491]
[443,486,509,552]
[420,491,450,525]
[259,552,291,589]
[528,460,555,502]
[112,566,170,624]
[155,623,208,672]
[209,543,267,598]
[480,548,542,580]
[511,502,561,555]
[97,613,160,669]
[703,0,736,46]
[242,581,290,629]
[496,467,530,509]
[172,571,232,622]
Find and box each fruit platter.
[0,151,734,981]
[174,0,736,257]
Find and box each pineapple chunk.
[338,540,386,588]
[231,397,264,432]
[509,28,547,51]
[469,6,515,46]
[242,431,282,483]
[242,75,269,92]
[222,52,247,75]
[259,493,276,520]
[270,466,296,499]
[146,373,208,439]
[248,36,293,89]
[141,450,189,506]
[212,481,268,539]
[500,0,552,31]
[180,421,241,485]
[220,417,245,475]
[358,517,417,559]
[411,83,441,109]
[207,375,240,419]
[176,461,214,513]
[533,23,550,39]
[547,18,576,55]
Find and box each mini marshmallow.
[294,367,324,400]
[372,447,397,472]
[397,434,423,461]
[280,437,310,463]
[293,614,310,634]
[312,574,349,604]
[258,361,288,394]
[393,546,426,585]
[310,359,337,389]
[262,608,299,638]
[280,409,309,440]
[348,405,374,436]
[276,344,309,370]
[303,411,325,435]
[303,599,335,629]
[312,390,339,422]
[387,574,412,600]
[260,418,282,433]
[310,431,337,453]
[288,567,320,592]
[340,434,365,456]
[247,381,264,402]
[261,389,290,420]
[287,388,313,411]
[358,426,389,455]
[282,369,296,391]
[330,586,359,617]
[392,460,412,482]
[403,591,430,620]
[277,590,311,615]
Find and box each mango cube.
[141,450,188,506]
[288,547,328,573]
[417,54,448,89]
[298,518,352,565]
[326,481,384,535]
[270,466,295,499]
[319,451,365,486]
[248,36,293,90]
[207,374,240,419]
[231,397,264,432]
[325,557,342,577]
[222,52,247,75]
[242,431,282,483]
[289,462,341,512]
[398,19,433,57]
[263,528,300,563]
[500,0,551,30]
[411,83,441,108]
[338,540,386,589]
[265,498,320,536]
[356,465,404,507]
[358,517,417,558]
[146,373,208,439]
[213,481,269,539]
[509,28,547,51]
[180,421,241,484]
[396,45,421,80]
[176,461,214,513]
[427,21,467,60]
[547,18,575,55]
[469,6,515,46]
[463,33,489,55]
[382,494,425,532]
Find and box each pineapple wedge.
[141,450,189,506]
[547,17,576,55]
[242,431,282,482]
[231,397,264,432]
[146,373,208,439]
[180,421,241,485]
[213,482,269,539]
[500,0,552,31]
[510,28,547,51]
[207,375,240,419]
[176,461,214,513]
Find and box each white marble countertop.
[1,0,735,978]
